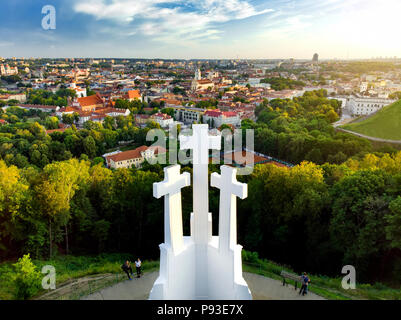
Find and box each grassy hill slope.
[342,100,401,140]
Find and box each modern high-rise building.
[312,53,319,64]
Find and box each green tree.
[330,170,391,281]
[83,136,97,158]
[44,116,59,130]
[35,159,90,257]
[0,161,29,252]
[386,197,401,249]
[62,113,75,125]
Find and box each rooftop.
[77,93,104,107]
[106,145,167,163]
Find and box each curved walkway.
[82,272,325,300]
[82,272,158,300]
[336,128,401,144]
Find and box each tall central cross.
[211,166,247,254]
[154,165,190,254]
[180,124,221,244]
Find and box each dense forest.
[1,153,401,285]
[260,78,306,91]
[243,90,380,165]
[1,90,401,286]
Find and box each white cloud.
[73,0,273,42]
[0,41,14,47]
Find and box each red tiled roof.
[107,146,148,162]
[77,93,104,107]
[223,151,259,165]
[58,106,77,113]
[106,145,166,163]
[204,109,222,117]
[127,90,141,99]
[197,80,214,85]
[94,107,127,115]
[222,111,237,117]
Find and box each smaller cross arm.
[232,179,247,200]
[210,172,222,190]
[153,165,191,199]
[211,166,247,199]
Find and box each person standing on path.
[299,272,310,296]
[121,260,133,280]
[135,258,142,278]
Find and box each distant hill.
[342,100,401,140]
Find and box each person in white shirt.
[135,258,142,278]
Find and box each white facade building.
[105,145,165,169]
[69,82,87,98]
[203,109,241,128]
[347,97,396,116]
[150,113,174,127]
[173,107,204,124]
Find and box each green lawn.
[341,100,401,140]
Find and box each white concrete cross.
[211,165,247,254]
[154,165,191,254]
[179,124,221,244]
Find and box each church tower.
[194,68,201,81]
[191,68,201,91]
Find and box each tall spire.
[194,68,201,81]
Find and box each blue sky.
[1,0,400,59]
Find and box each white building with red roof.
[105,145,167,169]
[56,93,130,125]
[150,112,174,127]
[69,81,87,98]
[72,93,105,112]
[191,69,215,92]
[203,109,241,128]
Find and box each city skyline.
[1,0,401,60]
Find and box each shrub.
[242,250,259,263]
[12,254,42,300]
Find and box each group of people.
[299,272,311,296]
[121,258,142,280]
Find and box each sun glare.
[336,0,401,55]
